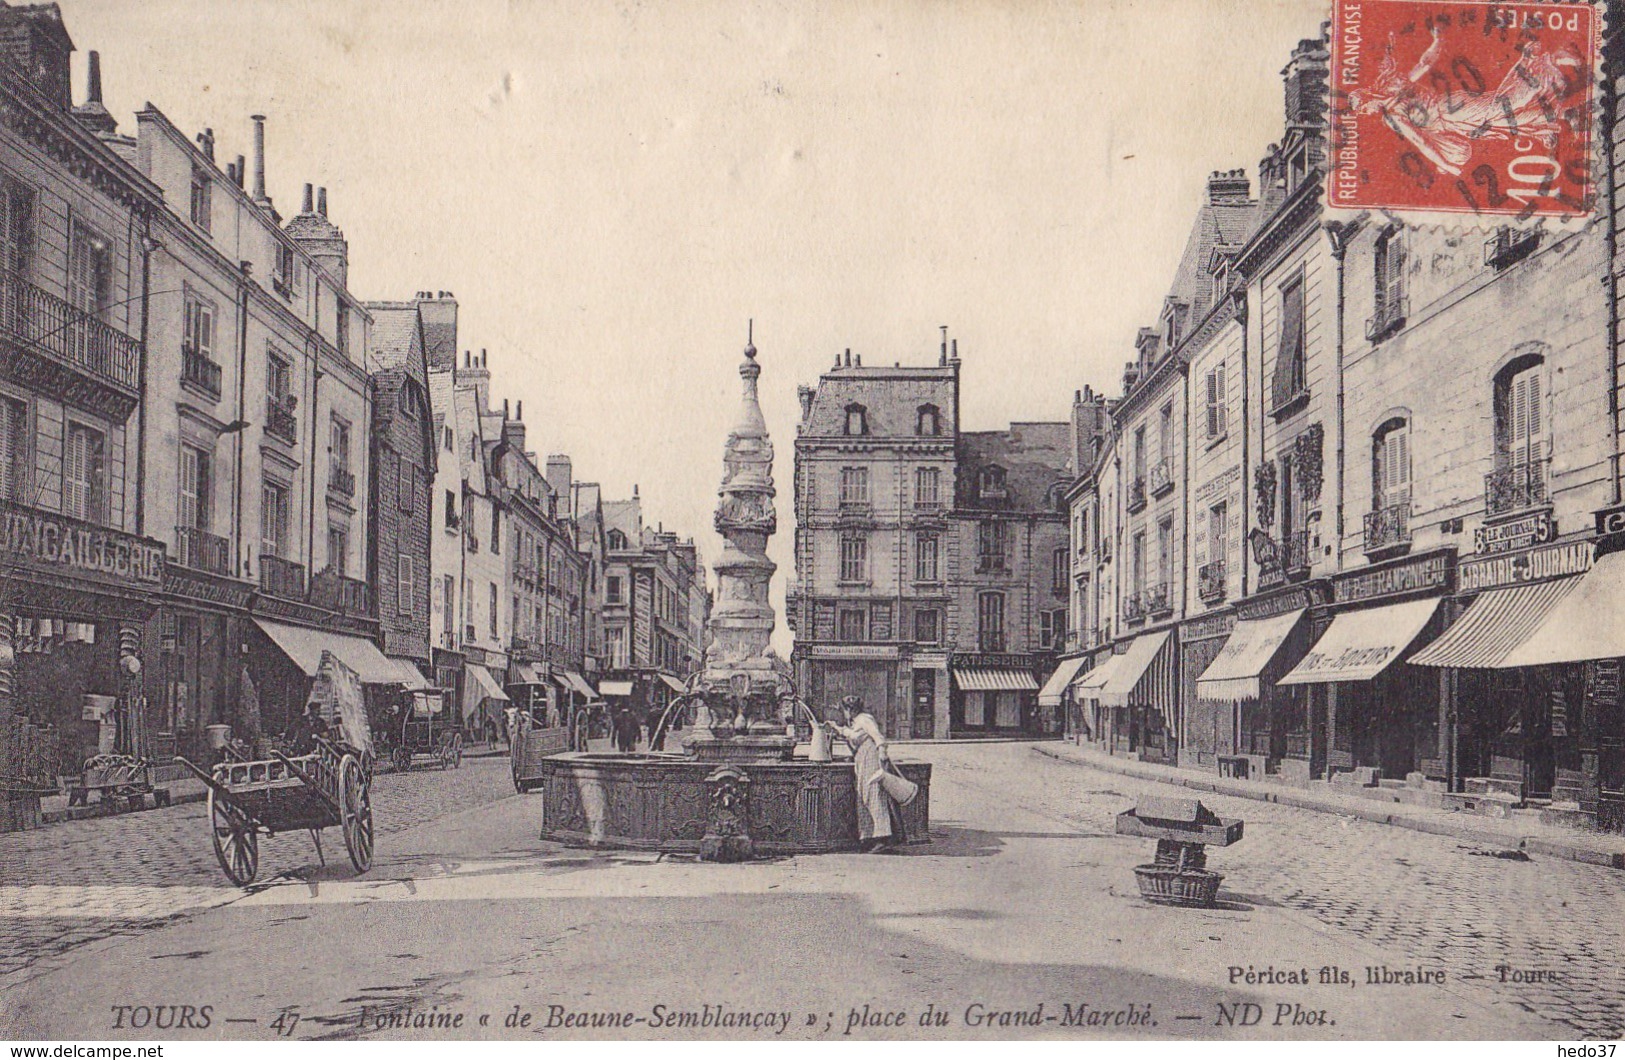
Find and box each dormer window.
[979,465,1006,499]
[608,529,629,550]
[916,404,941,436]
[844,403,868,436]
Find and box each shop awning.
[1500,551,1625,667]
[658,673,688,694]
[953,667,1040,692]
[1074,653,1123,693]
[1038,655,1093,707]
[381,657,433,690]
[600,679,634,697]
[252,618,403,685]
[1278,598,1439,685]
[1411,578,1582,669]
[463,664,510,718]
[512,662,546,684]
[1097,630,1175,711]
[564,671,598,699]
[1196,609,1306,702]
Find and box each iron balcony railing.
[175,525,232,577]
[328,466,355,498]
[0,267,141,395]
[1148,458,1174,497]
[1485,458,1549,517]
[1363,502,1412,555]
[307,566,372,617]
[1198,560,1227,603]
[181,343,223,398]
[1365,296,1407,343]
[265,397,298,444]
[258,553,307,600]
[1123,591,1147,623]
[1126,477,1148,512]
[1144,581,1171,616]
[977,631,1006,652]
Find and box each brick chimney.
[416,292,459,370]
[546,455,573,507]
[71,49,116,135]
[0,2,73,110]
[1282,32,1330,130]
[502,400,526,454]
[1206,168,1251,206]
[284,184,348,287]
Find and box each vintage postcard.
[2,0,1624,1047]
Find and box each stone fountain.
[534,330,930,859]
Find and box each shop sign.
[1459,539,1592,592]
[1194,466,1240,505]
[1183,612,1235,642]
[1,501,165,586]
[162,566,254,609]
[1474,511,1554,555]
[808,645,897,659]
[1333,551,1452,605]
[1596,503,1625,541]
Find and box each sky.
[67,0,1326,654]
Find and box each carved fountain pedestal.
[536,332,929,858]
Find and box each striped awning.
[953,667,1040,692]
[556,670,597,699]
[1411,577,1581,669]
[463,664,510,720]
[1500,551,1625,667]
[1196,609,1306,702]
[658,673,688,694]
[253,618,402,685]
[512,662,547,685]
[1278,598,1439,685]
[1038,656,1092,706]
[1074,653,1123,692]
[1097,630,1176,721]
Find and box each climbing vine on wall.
[1254,460,1276,530]
[1294,422,1325,503]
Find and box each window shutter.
[1393,426,1410,490]
[64,426,87,518]
[1271,281,1304,408]
[1386,236,1405,310]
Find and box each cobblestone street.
[3,742,1622,1039]
[0,757,515,986]
[982,746,1625,1039]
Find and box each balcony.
[181,343,223,399]
[265,396,298,444]
[328,466,355,499]
[258,553,307,600]
[1123,591,1147,624]
[1198,560,1227,603]
[1363,502,1413,558]
[440,630,458,650]
[1485,459,1549,517]
[977,632,1006,652]
[1283,529,1311,574]
[975,553,1008,574]
[1126,477,1148,513]
[0,266,142,417]
[913,496,943,511]
[175,526,232,577]
[1365,296,1407,343]
[1148,458,1174,498]
[1144,581,1171,618]
[307,566,372,617]
[1485,227,1540,269]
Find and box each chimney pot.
[503,399,510,418]
[302,183,314,213]
[317,187,328,218]
[86,51,104,104]
[250,115,268,204]
[234,155,245,188]
[516,400,523,420]
[951,339,958,360]
[855,354,862,367]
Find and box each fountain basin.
[536,753,931,855]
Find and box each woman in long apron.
[827,695,911,852]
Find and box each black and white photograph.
[1,0,1623,1045]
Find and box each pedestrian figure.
[613,705,640,753]
[825,695,914,853]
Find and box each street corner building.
[1049,22,1625,835]
[0,0,706,830]
[789,336,1073,740]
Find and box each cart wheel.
[340,756,374,874]
[511,739,525,793]
[208,788,259,886]
[451,733,463,769]
[392,745,412,774]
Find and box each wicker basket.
[1133,864,1224,908]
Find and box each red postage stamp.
[1327,0,1599,220]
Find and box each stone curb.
[1033,744,1625,872]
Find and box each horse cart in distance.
[382,688,462,773]
[174,651,376,887]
